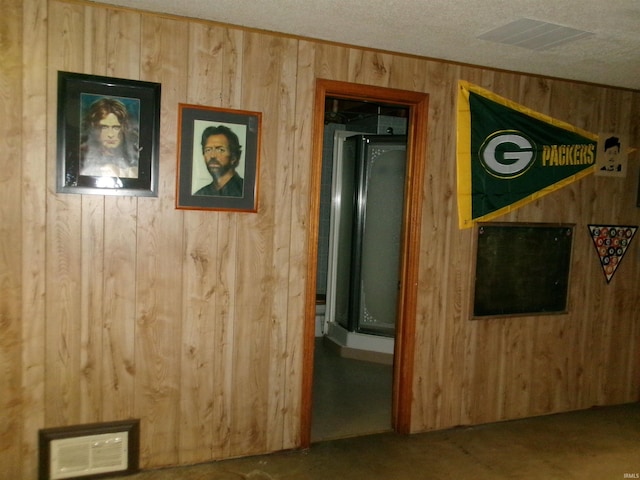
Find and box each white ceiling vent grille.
[478,18,594,51]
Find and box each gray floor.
[311,336,393,441]
[109,402,640,479]
[99,341,640,480]
[103,340,640,479]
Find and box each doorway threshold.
[324,324,393,365]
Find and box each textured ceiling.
[96,0,640,90]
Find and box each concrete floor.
[311,336,393,441]
[109,402,640,479]
[103,339,640,479]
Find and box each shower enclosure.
[327,134,407,339]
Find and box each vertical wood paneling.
[229,199,270,455]
[180,211,218,463]
[388,54,424,92]
[101,9,141,422]
[179,23,224,465]
[349,50,393,86]
[313,42,350,82]
[100,2,142,407]
[287,38,317,448]
[412,62,462,429]
[134,14,188,468]
[433,69,467,429]
[178,26,248,463]
[239,33,275,453]
[211,211,238,458]
[78,195,104,422]
[226,31,296,457]
[552,83,598,413]
[556,82,602,409]
[595,88,636,405]
[502,77,551,420]
[79,8,107,423]
[46,1,85,429]
[297,40,321,448]
[178,22,247,465]
[102,197,138,417]
[0,1,24,479]
[186,24,225,106]
[261,36,299,453]
[212,27,244,460]
[20,0,49,476]
[5,0,640,475]
[625,93,640,402]
[77,7,106,424]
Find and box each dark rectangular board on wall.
[472,222,574,319]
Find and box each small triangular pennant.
[588,225,637,283]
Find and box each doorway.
[301,79,429,446]
[313,105,407,441]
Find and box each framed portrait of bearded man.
[175,103,261,212]
[56,71,161,196]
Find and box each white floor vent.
[39,420,139,480]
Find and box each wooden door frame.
[301,79,428,446]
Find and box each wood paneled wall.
[2,0,639,477]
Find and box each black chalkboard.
[472,222,574,318]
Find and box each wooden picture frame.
[56,71,161,196]
[38,419,140,480]
[176,103,261,212]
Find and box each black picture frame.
[471,222,574,319]
[57,71,161,196]
[176,103,261,212]
[637,169,640,207]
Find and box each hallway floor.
[110,402,640,479]
[311,336,393,441]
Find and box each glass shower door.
[342,135,407,336]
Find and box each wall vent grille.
[478,18,594,50]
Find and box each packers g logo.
[478,130,536,178]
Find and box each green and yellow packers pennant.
[457,81,598,229]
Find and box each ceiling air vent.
[478,18,594,51]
